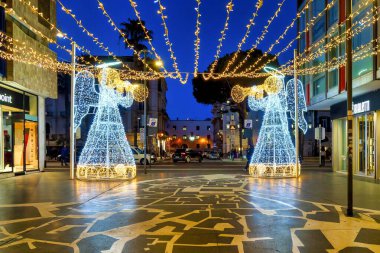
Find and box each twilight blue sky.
[57,0,297,119]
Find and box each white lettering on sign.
[0,94,12,104]
[353,101,370,114]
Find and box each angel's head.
[262,66,285,95]
[98,68,122,90]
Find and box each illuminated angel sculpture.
[74,68,148,180]
[231,68,307,177]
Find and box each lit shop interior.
[0,83,38,174]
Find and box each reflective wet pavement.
[0,167,379,253]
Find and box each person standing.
[60,144,69,166]
[244,145,254,171]
[320,146,326,167]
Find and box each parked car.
[131,146,156,165]
[172,149,203,163]
[202,151,210,159]
[207,151,221,160]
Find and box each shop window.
[313,75,326,96]
[353,56,373,79]
[353,7,372,49]
[328,0,338,27]
[299,12,306,53]
[352,0,361,7]
[0,85,39,174]
[339,25,346,57]
[299,33,306,53]
[38,0,51,28]
[196,144,200,149]
[328,31,339,89]
[356,113,375,176]
[312,0,325,17]
[312,16,326,43]
[24,93,38,171]
[351,3,373,80]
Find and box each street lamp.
[155,60,163,68]
[96,61,122,69]
[139,50,163,174]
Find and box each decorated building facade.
[298,0,380,179]
[0,0,57,177]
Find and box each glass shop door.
[357,113,375,177]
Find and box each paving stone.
[355,228,380,245]
[77,235,117,253]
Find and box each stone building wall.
[5,0,57,98]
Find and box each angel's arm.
[248,95,267,111]
[117,91,134,109]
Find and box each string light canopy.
[0,0,378,81]
[221,0,264,75]
[193,0,202,77]
[207,0,234,78]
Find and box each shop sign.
[0,85,26,110]
[353,101,370,114]
[244,119,253,129]
[148,118,158,127]
[315,127,326,140]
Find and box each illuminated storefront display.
[0,83,39,174]
[331,90,380,179]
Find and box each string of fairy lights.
[225,0,289,78]
[221,0,263,75]
[154,0,189,84]
[0,0,378,83]
[14,0,166,79]
[207,0,234,77]
[193,0,202,77]
[273,1,377,77]
[251,0,375,77]
[278,0,375,72]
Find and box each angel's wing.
[286,79,308,134]
[74,70,99,131]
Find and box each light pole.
[139,50,163,174]
[294,49,299,177]
[346,0,354,217]
[70,42,76,180]
[142,51,148,174]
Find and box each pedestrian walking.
[244,145,254,171]
[320,146,326,167]
[60,144,69,166]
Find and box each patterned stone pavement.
[0,174,380,253]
